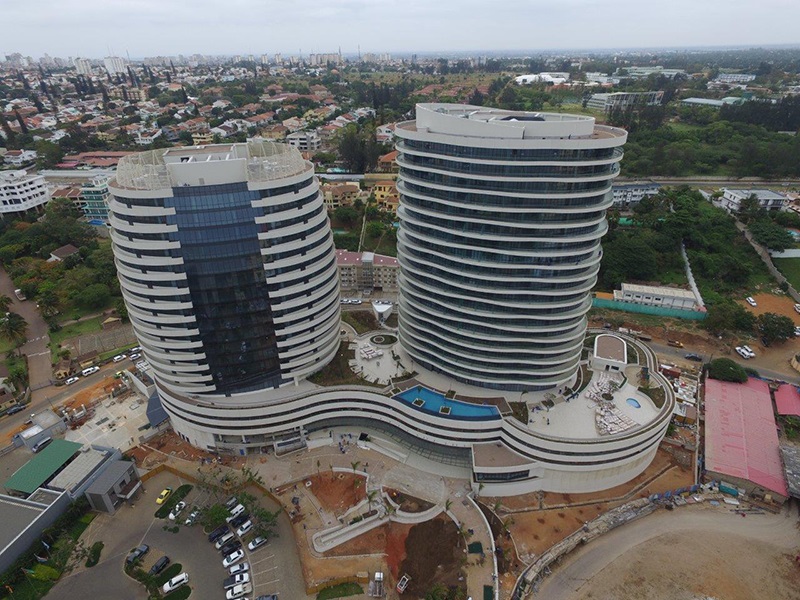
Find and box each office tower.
[109,141,340,448]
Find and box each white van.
[32,437,53,453]
[226,503,246,523]
[81,366,100,377]
[215,531,235,550]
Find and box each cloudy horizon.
[3,0,800,59]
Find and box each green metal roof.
[4,439,82,495]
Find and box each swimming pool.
[395,386,500,420]
[626,398,641,408]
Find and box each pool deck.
[526,377,659,439]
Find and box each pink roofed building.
[704,377,788,502]
[336,250,398,293]
[774,384,800,417]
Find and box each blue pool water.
[395,386,500,419]
[626,398,641,408]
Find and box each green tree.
[756,312,795,345]
[0,312,28,354]
[707,358,748,383]
[0,295,12,313]
[333,206,359,227]
[200,504,230,530]
[76,283,111,309]
[703,301,756,334]
[748,218,794,252]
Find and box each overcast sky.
[4,0,800,59]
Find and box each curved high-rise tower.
[109,141,340,448]
[395,103,626,391]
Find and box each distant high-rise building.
[73,57,93,75]
[103,56,126,74]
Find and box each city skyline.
[4,0,800,59]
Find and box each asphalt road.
[0,267,52,396]
[647,340,800,384]
[536,505,800,600]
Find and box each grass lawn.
[317,582,363,600]
[774,257,800,291]
[308,341,384,388]
[49,316,103,346]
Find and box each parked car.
[684,353,703,362]
[81,366,100,376]
[235,520,253,537]
[185,508,201,526]
[129,353,141,360]
[208,524,229,543]
[168,500,186,521]
[224,496,239,510]
[794,326,800,337]
[219,540,242,556]
[32,437,53,453]
[230,512,250,528]
[228,562,249,576]
[794,304,800,314]
[65,376,80,386]
[742,345,756,357]
[112,354,127,363]
[226,503,246,523]
[746,296,757,307]
[222,549,245,568]
[667,340,684,348]
[226,582,252,600]
[130,346,141,353]
[126,544,150,565]
[215,531,235,550]
[247,536,268,551]
[256,595,279,600]
[223,572,250,590]
[156,488,172,505]
[162,572,189,593]
[5,405,24,415]
[149,555,170,576]
[735,346,754,359]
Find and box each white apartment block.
[719,188,787,213]
[612,182,661,208]
[614,283,699,311]
[715,73,757,84]
[0,170,51,218]
[103,56,127,74]
[586,91,664,112]
[3,150,37,167]
[73,57,93,75]
[285,130,321,152]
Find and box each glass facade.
[166,184,282,393]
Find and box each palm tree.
[0,294,12,313]
[0,312,28,355]
[350,460,361,490]
[367,489,378,511]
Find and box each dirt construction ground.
[574,529,800,600]
[540,505,800,600]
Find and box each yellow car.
[156,488,172,505]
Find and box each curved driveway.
[536,505,800,600]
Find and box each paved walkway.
[247,427,497,599]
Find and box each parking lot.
[46,469,307,600]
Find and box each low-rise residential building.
[714,73,757,84]
[3,149,37,166]
[336,250,399,292]
[0,170,50,219]
[719,188,787,213]
[322,183,360,209]
[376,150,399,173]
[191,131,214,145]
[79,175,111,222]
[372,180,397,202]
[286,130,321,151]
[613,283,699,311]
[47,244,80,263]
[612,182,661,208]
[586,91,664,112]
